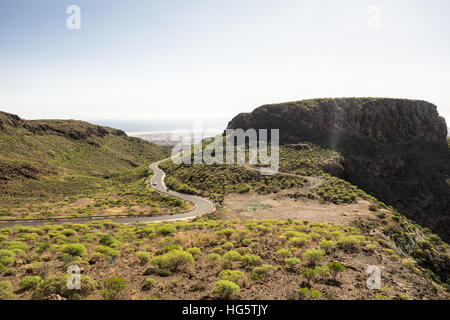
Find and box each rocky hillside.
[227,98,450,240]
[0,111,175,219]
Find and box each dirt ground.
[222,189,378,225]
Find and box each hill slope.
[227,98,450,241]
[0,112,188,219]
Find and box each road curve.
[0,158,214,227]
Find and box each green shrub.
[102,277,126,300]
[223,250,242,262]
[219,270,244,284]
[222,242,234,250]
[60,244,87,257]
[302,249,325,266]
[136,251,151,265]
[61,229,77,237]
[208,253,221,261]
[25,262,52,277]
[213,280,240,299]
[249,264,273,280]
[157,225,177,235]
[276,248,292,258]
[319,240,336,253]
[0,250,15,267]
[0,281,16,300]
[285,257,300,269]
[7,241,28,252]
[19,276,43,291]
[217,229,235,239]
[301,268,318,285]
[327,261,345,280]
[94,245,120,258]
[162,245,181,253]
[32,274,98,300]
[287,234,310,248]
[99,235,115,247]
[241,254,262,267]
[298,287,321,300]
[337,235,363,251]
[151,250,194,273]
[142,278,156,290]
[186,247,202,259]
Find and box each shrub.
[337,235,363,251]
[298,287,321,300]
[32,274,98,300]
[287,234,310,248]
[219,270,244,284]
[94,245,120,258]
[301,268,318,286]
[162,245,181,253]
[302,249,325,266]
[213,280,240,299]
[319,240,336,253]
[186,247,201,259]
[0,281,16,300]
[401,258,420,274]
[136,251,151,265]
[276,249,292,258]
[99,235,115,247]
[249,264,273,280]
[327,261,345,280]
[25,262,52,277]
[0,250,15,266]
[142,278,156,290]
[157,225,177,235]
[241,254,262,267]
[368,204,379,212]
[285,257,300,269]
[222,242,234,250]
[19,276,43,291]
[151,250,194,273]
[60,244,87,257]
[223,250,242,262]
[102,277,126,300]
[217,229,235,239]
[61,229,77,237]
[7,241,28,252]
[208,253,221,261]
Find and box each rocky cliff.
[227,98,450,240]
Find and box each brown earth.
[221,190,377,225]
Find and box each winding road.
[0,158,214,227]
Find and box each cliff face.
[227,98,450,240]
[228,98,447,144]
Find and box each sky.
[1,0,449,132]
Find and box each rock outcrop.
[228,98,447,144]
[227,98,450,240]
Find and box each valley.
[0,98,449,301]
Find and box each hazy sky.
[1,0,449,131]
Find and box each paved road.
[0,158,214,227]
